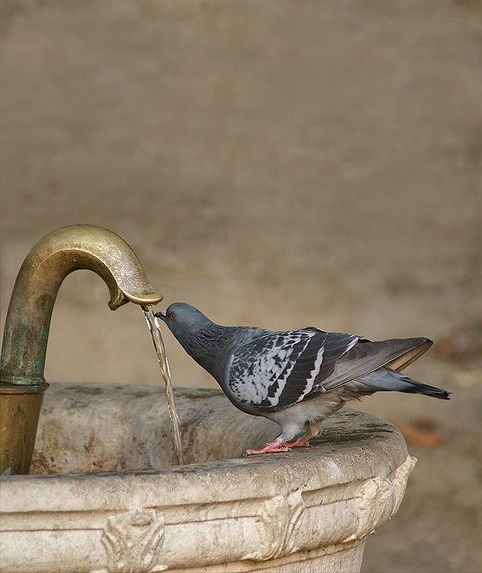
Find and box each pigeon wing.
[226,329,358,412]
[309,336,433,395]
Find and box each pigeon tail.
[396,376,451,400]
[360,368,451,400]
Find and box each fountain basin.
[0,382,415,572]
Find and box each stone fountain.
[0,225,416,572]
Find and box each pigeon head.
[155,302,234,383]
[156,302,213,340]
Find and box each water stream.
[143,306,184,466]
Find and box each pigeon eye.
[168,312,175,321]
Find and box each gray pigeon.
[156,303,450,455]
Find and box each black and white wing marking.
[226,329,358,412]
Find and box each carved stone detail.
[344,455,417,543]
[101,510,166,573]
[387,455,417,518]
[343,476,393,543]
[247,489,305,561]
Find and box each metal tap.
[0,225,162,474]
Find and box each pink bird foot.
[244,441,292,456]
[244,438,312,456]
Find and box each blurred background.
[1,1,481,571]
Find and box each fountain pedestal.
[0,383,415,573]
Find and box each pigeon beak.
[155,310,167,323]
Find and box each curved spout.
[0,225,162,387]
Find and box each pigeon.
[156,303,450,455]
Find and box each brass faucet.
[0,225,162,475]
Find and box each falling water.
[143,306,184,466]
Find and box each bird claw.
[243,441,292,456]
[243,438,313,456]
